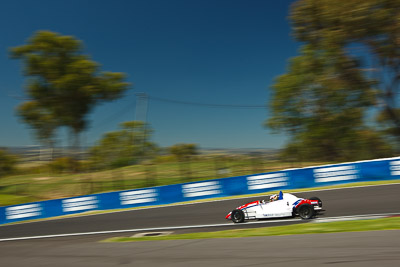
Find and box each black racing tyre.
[297,204,314,220]
[309,197,322,208]
[231,209,245,223]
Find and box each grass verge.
[102,216,400,242]
[2,179,400,227]
[0,159,326,206]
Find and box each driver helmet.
[269,194,278,202]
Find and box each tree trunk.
[71,129,80,172]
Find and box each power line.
[148,95,266,109]
[91,101,135,132]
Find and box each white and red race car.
[225,191,323,223]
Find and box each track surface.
[1,230,399,267]
[1,183,399,240]
[1,184,400,267]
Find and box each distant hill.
[0,146,89,162]
[1,146,280,162]
[199,147,280,156]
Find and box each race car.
[225,191,323,223]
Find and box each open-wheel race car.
[225,191,324,223]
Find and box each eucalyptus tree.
[290,0,400,142]
[89,121,157,169]
[267,0,399,160]
[11,31,130,151]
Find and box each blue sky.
[0,0,299,149]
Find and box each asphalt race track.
[1,230,399,267]
[0,183,400,266]
[1,183,400,240]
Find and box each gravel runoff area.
[0,230,399,267]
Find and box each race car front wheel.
[231,209,245,223]
[297,204,314,220]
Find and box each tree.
[169,143,198,181]
[16,101,58,159]
[169,143,198,161]
[267,44,391,161]
[10,31,130,150]
[267,0,398,161]
[0,149,18,177]
[290,0,400,144]
[89,121,157,169]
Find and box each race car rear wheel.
[297,204,314,220]
[231,209,245,223]
[309,197,322,208]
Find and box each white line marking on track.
[313,213,400,223]
[1,212,399,242]
[0,218,302,242]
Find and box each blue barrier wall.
[1,157,399,225]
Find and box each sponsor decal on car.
[313,165,359,183]
[247,173,288,191]
[120,189,158,205]
[263,213,284,217]
[5,203,42,220]
[182,181,222,198]
[292,199,302,207]
[237,201,260,210]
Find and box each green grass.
[102,216,400,242]
[1,156,399,207]
[0,157,321,206]
[0,194,34,206]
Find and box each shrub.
[48,157,80,173]
[0,149,18,177]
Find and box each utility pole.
[135,93,155,186]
